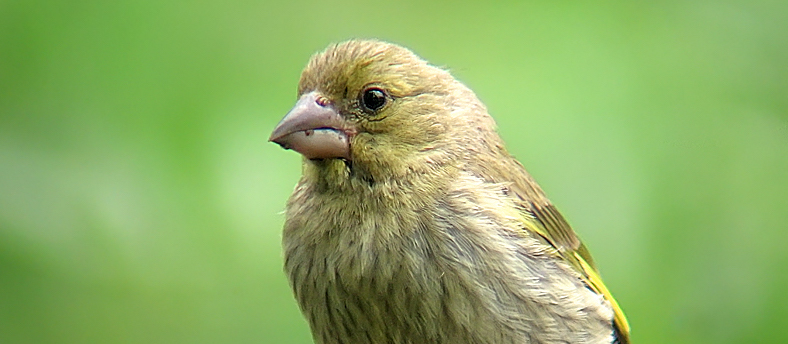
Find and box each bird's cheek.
[347,133,372,159]
[349,133,401,164]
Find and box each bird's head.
[270,40,498,188]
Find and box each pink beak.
[269,92,352,160]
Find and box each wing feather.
[517,197,630,344]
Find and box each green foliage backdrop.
[1,1,786,343]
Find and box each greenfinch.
[270,40,630,344]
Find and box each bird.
[269,39,630,344]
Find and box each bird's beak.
[269,91,351,160]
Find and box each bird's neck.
[303,152,459,197]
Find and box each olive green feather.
[274,39,630,344]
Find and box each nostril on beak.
[315,96,330,107]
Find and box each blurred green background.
[1,0,786,343]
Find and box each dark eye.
[362,88,387,112]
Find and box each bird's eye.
[362,88,387,112]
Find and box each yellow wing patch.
[519,211,630,344]
[575,252,630,343]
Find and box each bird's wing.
[467,135,630,342]
[516,199,631,344]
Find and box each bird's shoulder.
[488,158,631,344]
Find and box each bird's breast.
[281,174,616,344]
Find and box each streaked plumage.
[270,40,629,344]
